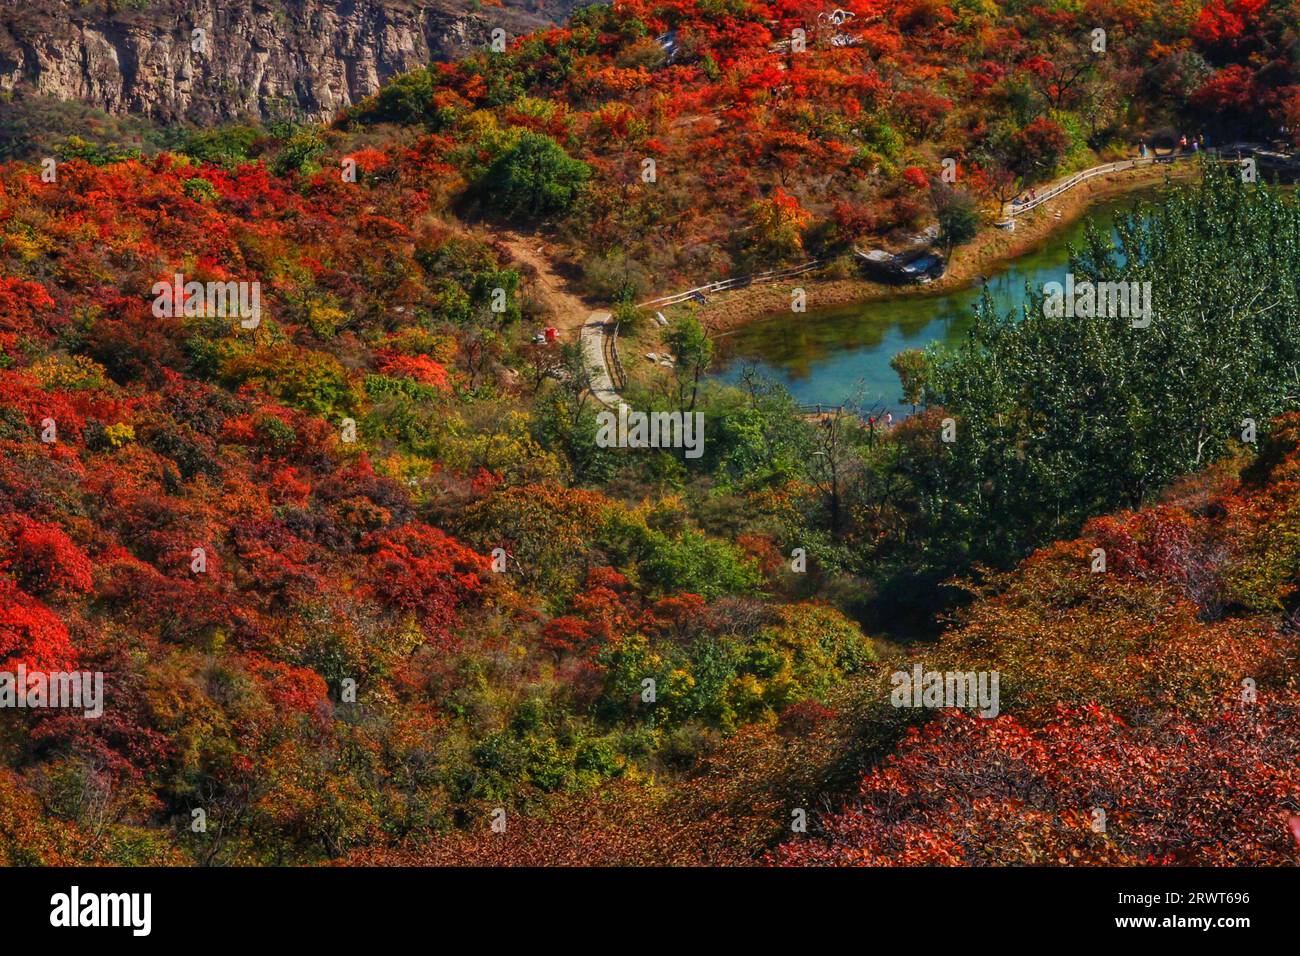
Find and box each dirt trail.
[499,232,591,335]
[500,231,621,405]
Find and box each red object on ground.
[544,327,558,342]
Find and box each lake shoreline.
[688,162,1198,335]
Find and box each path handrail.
[635,258,834,309]
[608,317,627,391]
[1001,150,1226,220]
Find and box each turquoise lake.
[711,192,1151,412]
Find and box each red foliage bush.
[4,518,94,597]
[363,523,490,640]
[0,579,77,671]
[774,702,1300,866]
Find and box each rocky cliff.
[0,0,582,124]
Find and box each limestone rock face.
[0,0,575,123]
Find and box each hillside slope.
[2,0,1299,868]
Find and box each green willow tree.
[904,167,1300,568]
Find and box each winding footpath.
[500,232,623,407]
[580,310,620,406]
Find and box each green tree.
[359,70,445,128]
[664,315,713,412]
[478,131,591,220]
[181,125,259,165]
[533,343,619,484]
[935,187,980,254]
[890,348,929,411]
[271,128,327,177]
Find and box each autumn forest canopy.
[0,0,1298,871]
